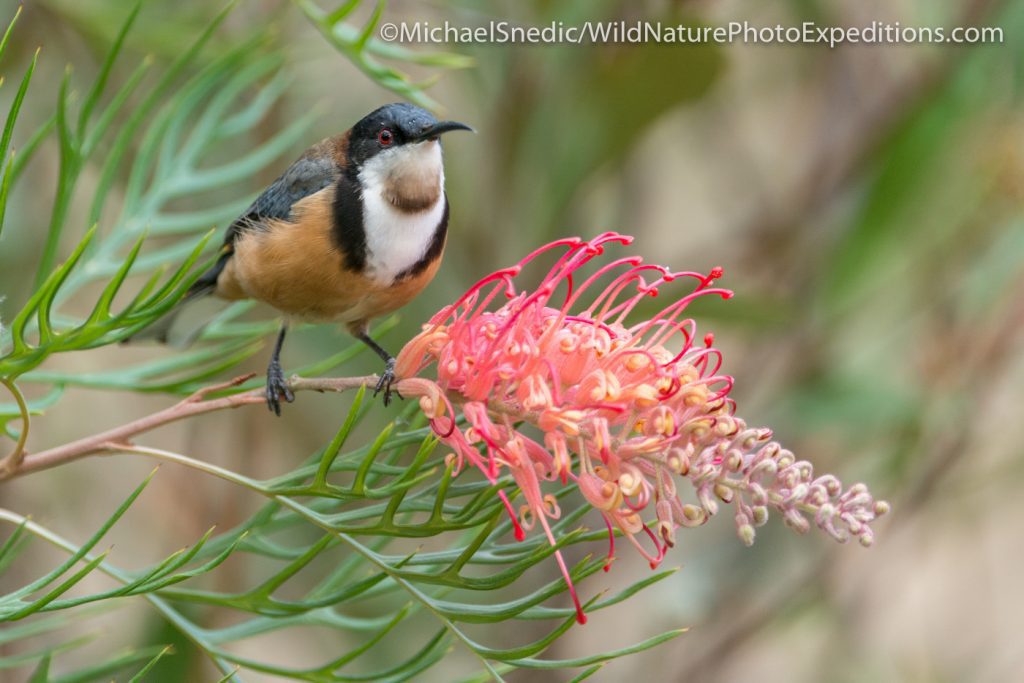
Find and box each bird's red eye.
[378,128,394,145]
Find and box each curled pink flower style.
[394,233,888,624]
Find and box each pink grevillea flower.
[393,232,888,625]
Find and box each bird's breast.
[361,184,447,285]
[218,184,445,325]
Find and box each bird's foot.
[373,358,402,406]
[266,359,295,416]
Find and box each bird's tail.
[126,250,230,346]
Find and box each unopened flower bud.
[725,450,743,472]
[783,483,809,506]
[784,510,810,534]
[667,448,690,475]
[714,483,734,503]
[698,487,719,516]
[619,464,645,497]
[776,451,795,469]
[751,505,769,526]
[737,523,756,547]
[681,504,706,526]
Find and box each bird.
[148,102,473,414]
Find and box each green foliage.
[0,2,302,443]
[0,6,37,238]
[0,394,678,680]
[0,3,675,680]
[297,0,473,111]
[0,227,214,380]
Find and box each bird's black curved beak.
[415,120,474,142]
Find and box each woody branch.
[0,373,377,481]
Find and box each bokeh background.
[2,0,1022,681]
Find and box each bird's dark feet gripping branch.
[266,326,295,416]
[375,359,398,406]
[355,330,401,406]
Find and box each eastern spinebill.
[150,103,473,414]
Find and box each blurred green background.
[2,0,1022,680]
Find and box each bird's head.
[347,103,472,171]
[346,103,472,211]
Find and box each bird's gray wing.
[225,150,340,244]
[188,140,343,297]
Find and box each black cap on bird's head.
[347,102,473,169]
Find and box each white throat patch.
[358,142,446,284]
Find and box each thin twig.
[0,377,30,473]
[0,373,377,482]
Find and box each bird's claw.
[265,360,294,416]
[373,358,401,406]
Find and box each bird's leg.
[354,330,401,406]
[266,324,295,416]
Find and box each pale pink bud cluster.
[678,418,890,548]
[394,233,888,624]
